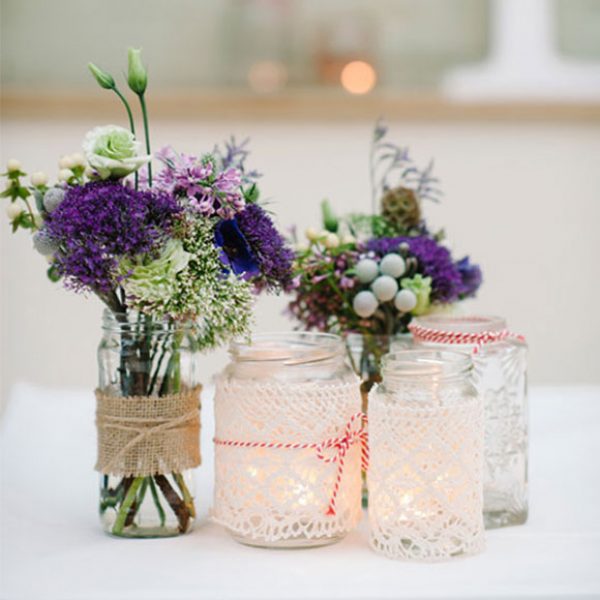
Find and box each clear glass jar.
[368,350,485,561]
[411,315,528,529]
[97,309,200,538]
[213,332,362,548]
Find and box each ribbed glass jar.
[412,315,528,529]
[368,350,485,561]
[213,332,362,548]
[97,310,200,538]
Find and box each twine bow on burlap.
[95,386,202,477]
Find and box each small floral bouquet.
[287,122,482,399]
[2,48,293,537]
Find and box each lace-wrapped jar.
[410,315,528,529]
[213,332,363,548]
[368,350,485,561]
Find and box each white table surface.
[1,384,600,600]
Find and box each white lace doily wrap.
[368,392,485,561]
[213,378,363,543]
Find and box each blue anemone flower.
[214,218,260,277]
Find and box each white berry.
[380,253,406,278]
[69,153,86,168]
[305,227,319,242]
[5,203,24,220]
[324,233,340,249]
[30,171,48,187]
[58,155,75,169]
[394,289,417,312]
[57,169,74,182]
[353,290,378,318]
[355,258,379,283]
[6,159,22,173]
[371,275,399,302]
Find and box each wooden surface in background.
[2,89,600,121]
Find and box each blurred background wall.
[1,0,600,411]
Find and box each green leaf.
[243,183,260,203]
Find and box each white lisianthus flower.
[120,239,192,310]
[83,125,151,180]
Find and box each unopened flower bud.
[58,168,74,182]
[127,48,148,95]
[87,62,115,90]
[30,171,48,187]
[33,211,44,228]
[7,159,22,173]
[341,234,356,245]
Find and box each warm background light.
[340,60,377,94]
[248,60,288,94]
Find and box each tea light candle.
[368,349,485,561]
[213,333,364,548]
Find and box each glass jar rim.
[230,332,344,365]
[101,308,193,332]
[413,314,507,334]
[383,348,472,379]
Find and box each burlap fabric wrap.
[95,386,201,477]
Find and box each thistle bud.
[127,48,148,95]
[88,63,115,90]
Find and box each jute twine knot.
[95,386,201,477]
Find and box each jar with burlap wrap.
[410,315,528,529]
[368,349,485,561]
[213,332,364,548]
[97,310,201,538]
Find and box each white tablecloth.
[1,384,599,600]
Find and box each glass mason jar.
[411,315,528,529]
[368,350,485,561]
[97,310,201,538]
[345,332,413,506]
[213,332,362,548]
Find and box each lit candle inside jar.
[368,350,485,561]
[213,333,364,548]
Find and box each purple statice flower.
[45,181,181,294]
[214,219,260,278]
[366,235,463,303]
[235,203,294,291]
[455,256,482,298]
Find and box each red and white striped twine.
[408,322,525,354]
[214,411,369,517]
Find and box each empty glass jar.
[213,332,363,548]
[411,315,528,529]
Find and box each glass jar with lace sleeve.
[213,332,363,548]
[410,315,528,529]
[368,349,485,561]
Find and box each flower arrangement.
[287,122,482,338]
[2,48,293,537]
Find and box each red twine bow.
[214,411,368,517]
